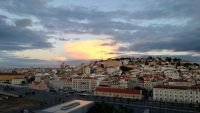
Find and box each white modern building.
[37,100,94,113]
[153,85,200,104]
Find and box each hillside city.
[0,57,200,113]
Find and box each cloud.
[119,28,200,52]
[15,18,32,27]
[64,39,118,60]
[101,41,117,46]
[58,37,70,41]
[0,0,200,66]
[0,17,52,51]
[55,56,67,62]
[0,51,59,67]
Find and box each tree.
[166,57,172,62]
[145,60,149,65]
[120,66,132,72]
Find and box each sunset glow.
[64,39,118,60]
[55,56,67,61]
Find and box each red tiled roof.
[73,77,97,79]
[13,76,24,79]
[95,87,141,95]
[59,77,72,81]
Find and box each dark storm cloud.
[0,15,7,19]
[0,18,52,51]
[15,18,32,27]
[120,28,200,52]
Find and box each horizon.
[0,0,200,67]
[0,56,199,68]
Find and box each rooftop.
[36,99,94,113]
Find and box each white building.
[11,78,25,85]
[49,77,72,90]
[34,73,43,81]
[72,77,100,92]
[167,79,194,87]
[83,66,91,75]
[153,86,200,104]
[106,66,120,75]
[118,78,129,88]
[164,70,180,79]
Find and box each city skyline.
[0,0,200,67]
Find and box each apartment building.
[72,77,100,92]
[153,85,200,104]
[49,77,72,90]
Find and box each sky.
[0,0,200,67]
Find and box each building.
[94,87,142,99]
[128,77,138,89]
[83,66,91,75]
[0,73,24,84]
[112,77,129,88]
[103,59,123,68]
[167,79,194,87]
[106,66,120,75]
[49,77,72,90]
[37,99,94,113]
[91,66,104,74]
[163,70,180,79]
[153,85,200,104]
[72,77,100,92]
[30,81,48,90]
[11,77,25,85]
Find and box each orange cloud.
[55,56,67,61]
[64,39,118,60]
